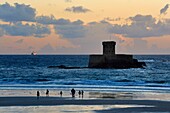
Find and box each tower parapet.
[102,41,116,56]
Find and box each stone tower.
[102,41,116,56]
[88,41,146,68]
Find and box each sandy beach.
[0,97,170,113]
[0,89,170,113]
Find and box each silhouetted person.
[71,88,76,97]
[37,91,40,99]
[78,90,81,98]
[46,89,49,97]
[81,90,84,98]
[60,91,63,97]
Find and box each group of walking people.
[37,88,84,99]
[71,88,84,98]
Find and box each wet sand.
[0,89,170,112]
[0,97,170,112]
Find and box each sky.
[0,0,170,54]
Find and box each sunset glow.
[0,0,170,54]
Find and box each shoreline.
[0,89,170,101]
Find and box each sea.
[0,55,170,93]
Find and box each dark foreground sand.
[0,97,170,113]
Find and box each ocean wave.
[1,79,169,89]
[35,79,49,82]
[0,84,170,93]
[140,59,170,63]
[139,60,155,62]
[115,79,133,82]
[146,80,167,84]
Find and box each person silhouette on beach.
[78,90,81,98]
[46,89,49,97]
[81,90,84,98]
[71,88,76,97]
[37,91,40,99]
[60,91,63,97]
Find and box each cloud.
[54,24,86,38]
[72,20,84,25]
[36,16,86,38]
[108,14,170,38]
[0,3,86,38]
[65,21,126,54]
[129,14,155,23]
[0,2,170,41]
[54,19,86,38]
[0,22,50,37]
[160,4,170,15]
[36,15,57,25]
[55,18,71,25]
[65,6,91,13]
[104,17,122,22]
[0,2,36,22]
[112,34,125,44]
[15,39,24,44]
[36,16,73,25]
[65,0,72,2]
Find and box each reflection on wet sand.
[89,92,134,99]
[0,105,154,113]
